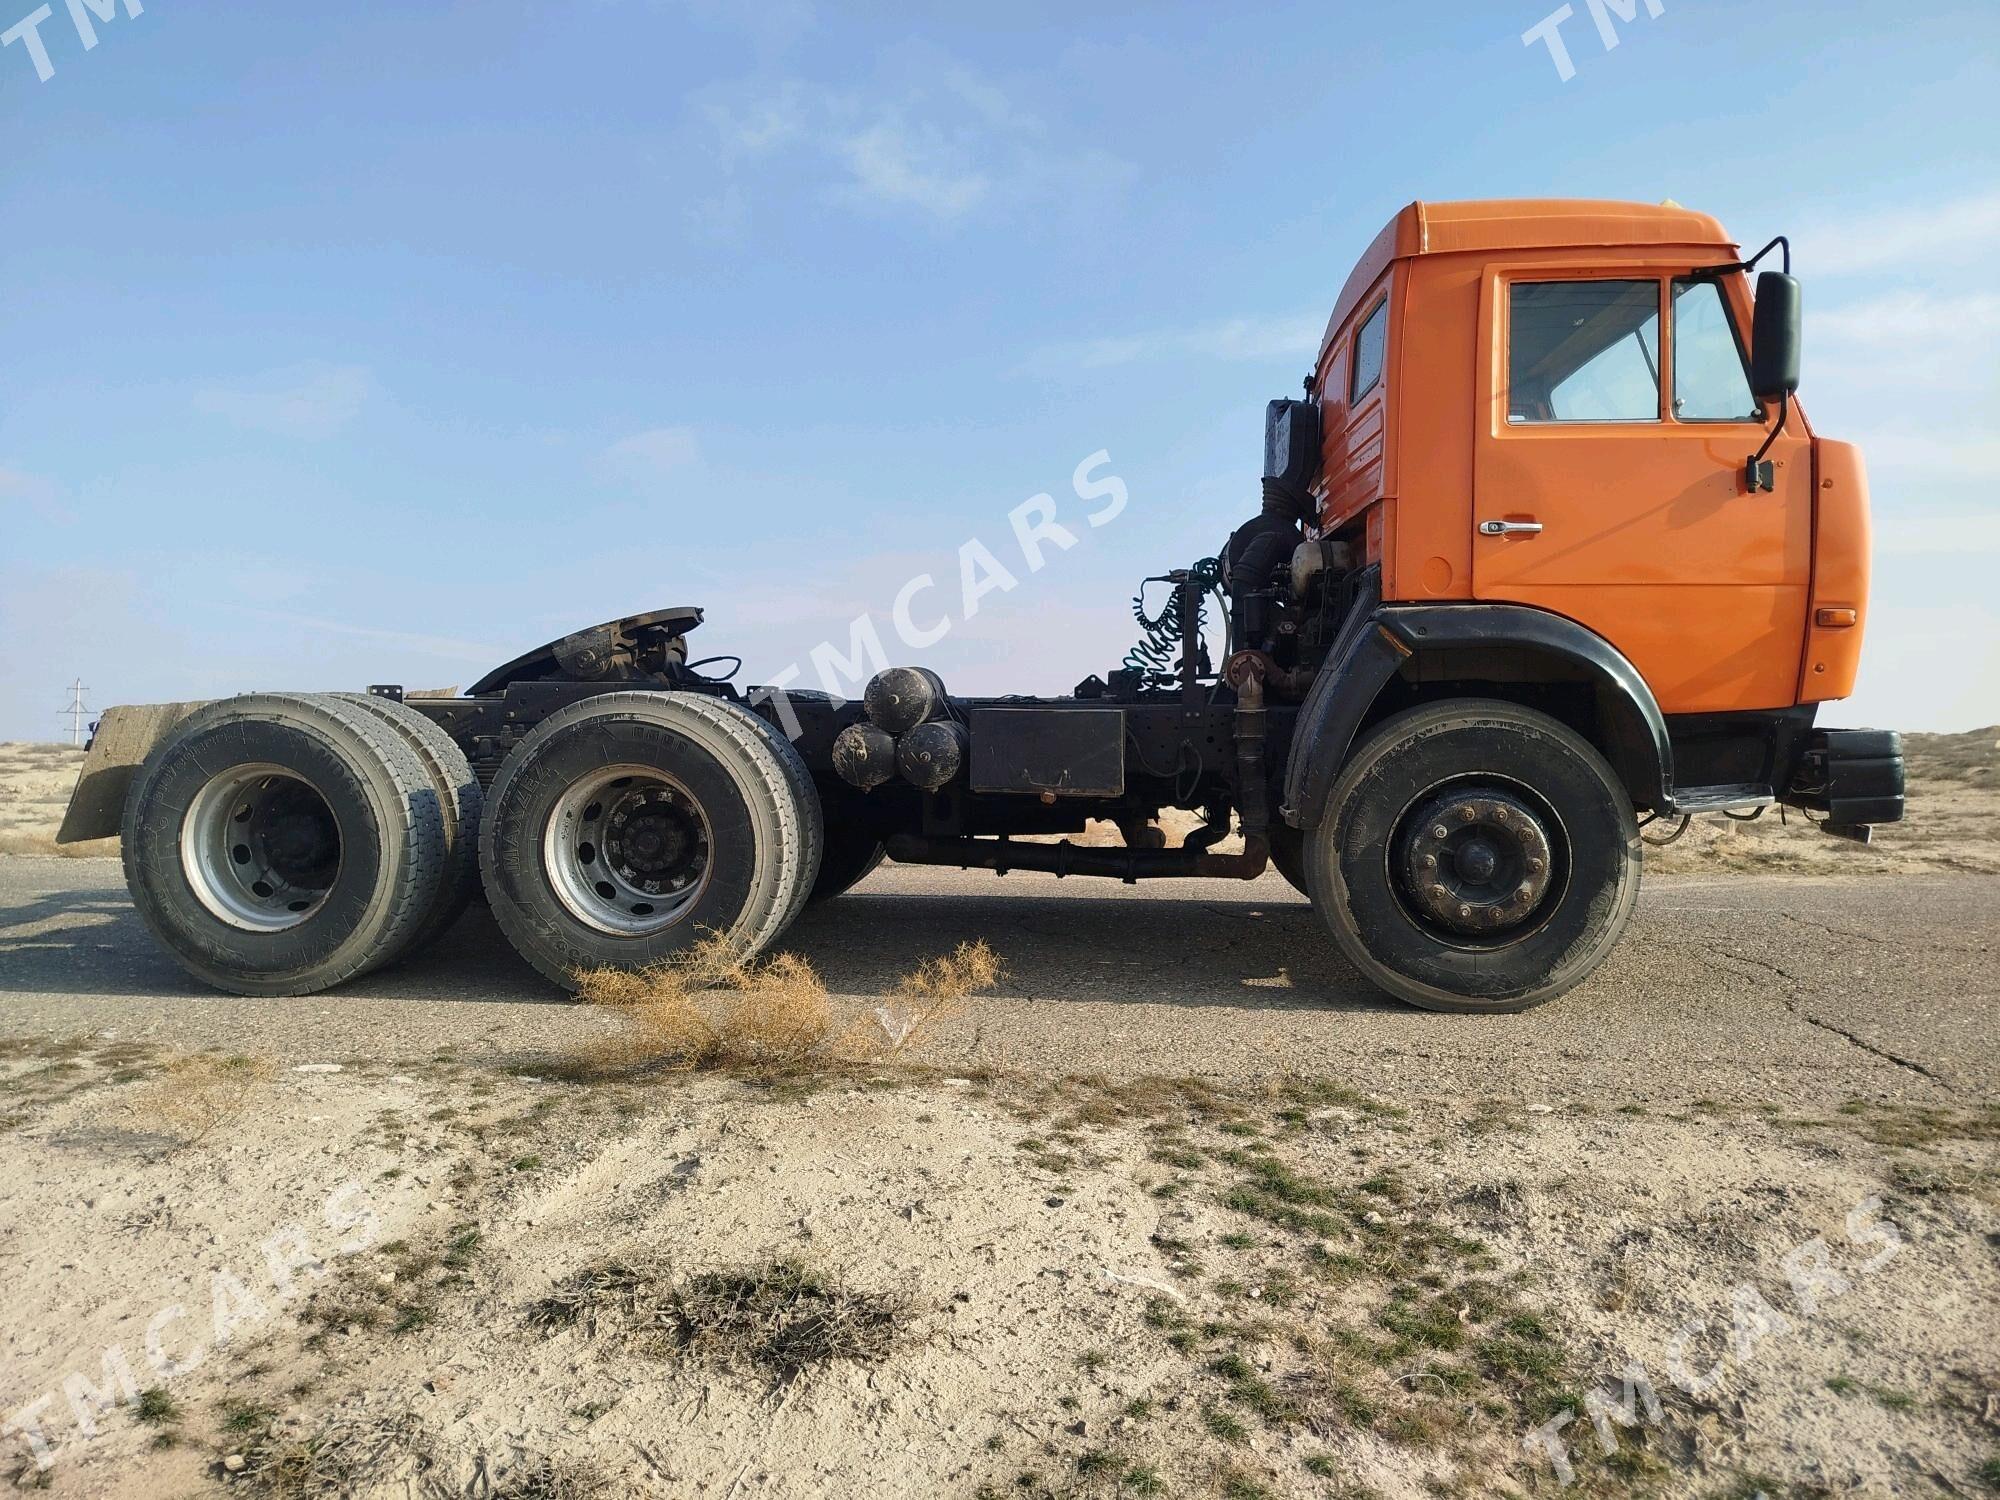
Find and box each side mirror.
[1263,398,1320,489]
[1749,271,1801,401]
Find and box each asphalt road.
[1,856,1992,1108]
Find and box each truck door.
[1470,267,1811,714]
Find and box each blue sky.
[2,0,1997,740]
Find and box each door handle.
[1478,519,1543,537]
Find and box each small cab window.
[1350,298,1387,402]
[1671,279,1760,421]
[1508,280,1660,423]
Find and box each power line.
[58,679,92,747]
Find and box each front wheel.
[1304,700,1641,1013]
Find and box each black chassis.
[399,676,1291,850]
[390,593,1901,875]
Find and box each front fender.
[1282,602,1673,827]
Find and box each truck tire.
[1304,699,1641,1013]
[723,702,824,937]
[810,827,886,902]
[120,692,450,996]
[480,692,822,990]
[329,693,484,953]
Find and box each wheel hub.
[1400,789,1553,936]
[544,767,712,935]
[181,765,341,931]
[604,792,702,892]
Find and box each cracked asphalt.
[0,856,1991,1109]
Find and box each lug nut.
[1419,854,1436,870]
[1431,824,1449,840]
[1493,807,1508,823]
[1459,806,1476,822]
[1527,858,1544,874]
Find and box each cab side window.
[1671,279,1760,420]
[1508,280,1661,422]
[1351,298,1388,402]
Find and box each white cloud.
[600,426,702,484]
[1800,189,2000,275]
[699,82,808,165]
[192,364,373,441]
[833,119,988,221]
[691,53,1128,230]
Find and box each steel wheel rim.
[181,763,342,932]
[1387,774,1569,948]
[543,765,713,936]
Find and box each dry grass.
[237,1409,430,1498]
[528,1254,904,1385]
[241,1405,600,1499]
[140,1054,276,1145]
[897,938,1002,1001]
[563,935,1000,1081]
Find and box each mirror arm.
[1745,392,1790,493]
[1693,235,1792,282]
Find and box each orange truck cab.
[1243,200,1904,1004]
[1310,199,1867,713]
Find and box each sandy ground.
[1,732,1996,1498]
[1,1043,1993,1500]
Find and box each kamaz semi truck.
[59,200,1906,1012]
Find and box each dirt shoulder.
[2,1032,1995,1500]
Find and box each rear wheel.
[121,693,449,995]
[480,692,822,990]
[329,693,483,953]
[1304,699,1640,1013]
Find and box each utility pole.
[58,680,91,747]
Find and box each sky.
[2,0,1997,741]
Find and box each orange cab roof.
[1320,199,1737,363]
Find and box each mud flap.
[56,702,212,843]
